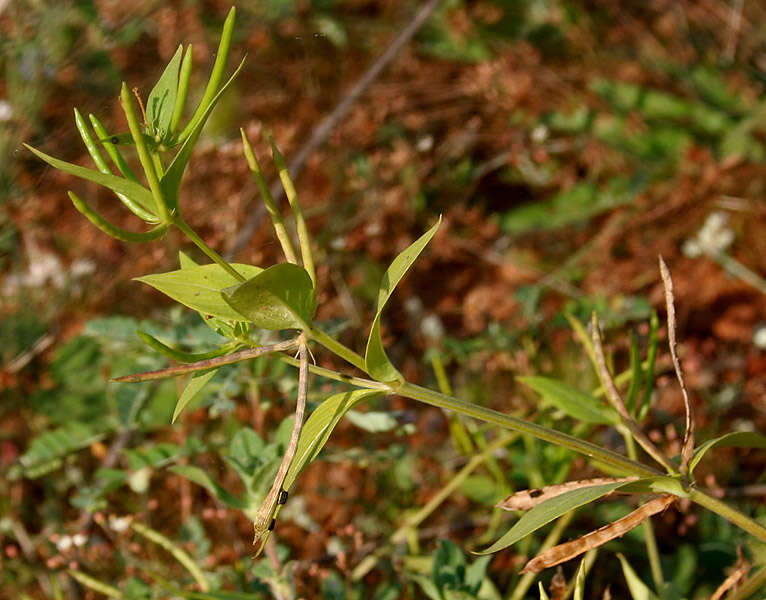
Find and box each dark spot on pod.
[268,519,275,531]
[529,489,543,498]
[111,137,119,144]
[278,490,288,505]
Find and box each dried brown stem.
[659,256,695,476]
[112,338,300,382]
[520,495,675,574]
[590,314,676,473]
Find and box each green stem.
[174,218,245,282]
[68,570,123,599]
[308,325,367,372]
[397,382,661,478]
[622,427,664,590]
[688,488,766,544]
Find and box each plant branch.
[174,217,245,282]
[397,382,662,478]
[688,488,766,544]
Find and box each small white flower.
[0,100,12,122]
[686,211,735,257]
[108,515,132,532]
[72,533,87,547]
[56,536,73,552]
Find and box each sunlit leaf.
[222,263,316,331]
[477,480,637,555]
[135,263,262,321]
[365,218,441,381]
[283,390,383,490]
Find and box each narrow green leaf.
[617,553,659,600]
[74,108,155,222]
[170,45,193,135]
[172,369,217,423]
[88,114,140,182]
[638,311,659,422]
[170,465,247,509]
[135,263,263,320]
[365,218,441,381]
[120,82,169,222]
[177,7,237,143]
[283,390,383,490]
[68,192,169,243]
[625,331,641,414]
[24,144,156,213]
[147,44,183,140]
[689,431,766,475]
[137,331,234,363]
[476,481,635,555]
[161,57,246,210]
[222,263,316,331]
[518,376,619,425]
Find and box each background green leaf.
[518,376,619,425]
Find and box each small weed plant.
[25,7,766,598]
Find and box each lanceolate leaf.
[365,218,441,381]
[222,263,316,331]
[477,480,640,555]
[518,376,619,425]
[689,431,766,475]
[161,56,246,211]
[147,44,183,140]
[283,390,383,490]
[172,369,217,423]
[24,144,156,215]
[136,263,263,321]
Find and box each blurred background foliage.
[2,0,766,598]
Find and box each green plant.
[25,6,766,596]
